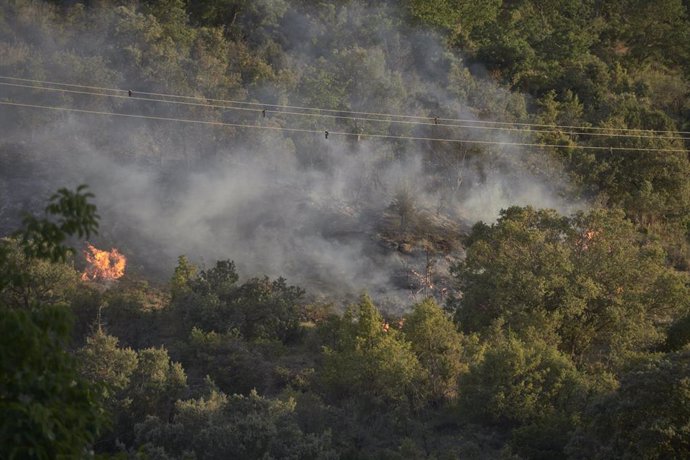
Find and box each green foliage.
[134,387,336,459]
[78,329,138,402]
[234,275,304,343]
[0,185,98,293]
[190,259,239,298]
[452,206,572,335]
[128,347,188,422]
[69,278,169,349]
[402,298,478,403]
[78,328,187,450]
[170,255,197,300]
[183,327,272,395]
[459,333,587,428]
[0,305,106,459]
[3,1,690,458]
[564,209,689,362]
[172,258,304,342]
[17,185,99,263]
[534,90,586,147]
[567,100,690,225]
[297,62,349,111]
[0,239,79,309]
[568,348,690,459]
[459,1,602,89]
[666,314,690,351]
[0,186,104,458]
[615,0,690,70]
[321,295,425,409]
[510,414,579,460]
[102,281,168,348]
[406,0,501,34]
[452,206,690,367]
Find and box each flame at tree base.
[81,243,126,282]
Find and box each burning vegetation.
[81,243,126,282]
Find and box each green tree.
[97,281,168,349]
[127,347,187,423]
[618,0,690,69]
[135,386,336,459]
[451,206,690,367]
[0,306,106,459]
[170,255,197,300]
[451,207,573,338]
[77,328,138,450]
[172,258,304,343]
[78,329,138,403]
[563,209,689,363]
[459,333,587,427]
[458,332,589,458]
[568,348,690,459]
[227,275,304,343]
[0,239,79,309]
[666,314,690,351]
[77,328,186,451]
[571,97,690,227]
[0,185,99,293]
[0,186,105,459]
[406,0,501,35]
[321,295,424,409]
[465,0,602,91]
[183,327,272,395]
[402,298,478,403]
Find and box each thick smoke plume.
[0,1,577,306]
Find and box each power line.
[3,80,689,142]
[2,74,689,137]
[0,100,321,134]
[1,100,687,153]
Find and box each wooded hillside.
[1,1,690,458]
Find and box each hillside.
[1,1,690,458]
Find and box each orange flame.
[81,243,126,282]
[577,229,600,251]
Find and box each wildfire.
[577,229,600,251]
[81,243,126,282]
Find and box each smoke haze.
[0,1,578,306]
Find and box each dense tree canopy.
[452,206,690,368]
[321,295,425,409]
[3,0,690,458]
[0,187,105,459]
[568,348,690,459]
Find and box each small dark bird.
[262,109,266,118]
[433,117,439,125]
[325,130,329,139]
[128,90,132,97]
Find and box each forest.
[1,0,690,458]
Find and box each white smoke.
[0,1,579,306]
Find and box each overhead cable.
[2,75,688,137]
[1,100,687,153]
[2,80,689,142]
